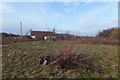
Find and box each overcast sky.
[1,2,118,36]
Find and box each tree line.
[97,27,119,40]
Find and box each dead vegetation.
[38,43,105,74]
[38,53,104,74]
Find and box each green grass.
[2,41,118,78]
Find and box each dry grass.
[2,41,118,78]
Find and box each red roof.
[31,31,56,36]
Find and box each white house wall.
[51,36,56,38]
[31,36,36,39]
[44,36,47,40]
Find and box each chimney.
[53,27,55,33]
[20,22,22,37]
[30,26,32,36]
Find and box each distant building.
[31,31,56,40]
[30,30,74,41]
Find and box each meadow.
[2,41,118,78]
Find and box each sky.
[1,1,118,36]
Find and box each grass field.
[2,41,118,78]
